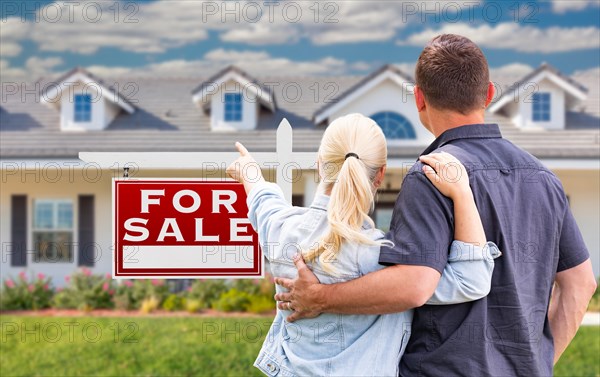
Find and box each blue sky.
[1,0,599,79]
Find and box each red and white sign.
[112,179,262,278]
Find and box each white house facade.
[1,64,598,286]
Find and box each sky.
[1,0,599,80]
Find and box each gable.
[489,65,587,115]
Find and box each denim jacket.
[247,182,501,377]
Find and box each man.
[274,34,597,376]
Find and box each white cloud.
[350,61,376,72]
[0,43,22,57]
[199,48,350,75]
[0,59,26,77]
[2,52,540,83]
[0,17,29,57]
[25,56,64,76]
[204,49,271,62]
[489,63,534,77]
[1,0,483,57]
[573,66,600,76]
[218,1,459,46]
[26,0,210,55]
[305,2,408,45]
[551,0,600,13]
[398,23,600,53]
[0,49,367,79]
[0,56,63,78]
[220,23,300,45]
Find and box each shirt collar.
[421,123,502,156]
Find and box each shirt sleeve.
[557,205,590,272]
[246,181,294,261]
[378,171,455,274]
[426,241,501,305]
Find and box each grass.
[0,315,598,377]
[0,316,270,377]
[555,325,600,377]
[587,279,600,312]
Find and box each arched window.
[370,111,416,139]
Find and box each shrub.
[140,296,159,314]
[247,295,275,314]
[212,289,251,312]
[112,280,136,310]
[131,280,169,307]
[234,275,276,297]
[231,279,262,296]
[258,274,276,298]
[162,294,185,312]
[112,279,169,310]
[51,288,78,309]
[61,269,115,311]
[185,299,203,313]
[0,272,53,310]
[186,280,228,309]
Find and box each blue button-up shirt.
[379,123,590,376]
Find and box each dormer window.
[74,94,92,123]
[488,64,587,130]
[40,67,135,131]
[370,111,416,139]
[532,92,551,122]
[224,93,243,122]
[191,66,276,131]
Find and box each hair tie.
[345,152,359,160]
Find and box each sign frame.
[112,177,263,279]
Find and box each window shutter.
[10,195,27,266]
[78,195,95,267]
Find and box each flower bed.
[1,269,276,314]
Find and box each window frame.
[370,111,417,140]
[74,93,92,123]
[32,199,74,263]
[224,93,243,122]
[532,92,551,122]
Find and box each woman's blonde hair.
[303,113,392,272]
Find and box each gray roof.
[1,66,598,159]
[501,63,588,98]
[41,66,137,111]
[313,64,414,124]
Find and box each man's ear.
[374,165,387,189]
[414,85,426,112]
[485,81,495,108]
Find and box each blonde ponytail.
[303,113,392,272]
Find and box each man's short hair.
[415,34,490,115]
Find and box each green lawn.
[555,325,600,377]
[0,316,269,377]
[0,315,598,377]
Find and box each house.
[1,64,598,286]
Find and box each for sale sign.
[112,179,262,278]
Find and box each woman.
[226,113,500,377]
